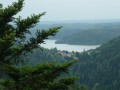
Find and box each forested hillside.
[71,36,120,90]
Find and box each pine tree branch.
[5,27,61,64]
[0,0,24,27]
[15,13,46,38]
[0,0,24,35]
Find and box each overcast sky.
[1,0,120,21]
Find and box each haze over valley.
[1,0,120,90]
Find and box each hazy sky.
[1,0,120,21]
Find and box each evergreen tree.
[0,0,76,90]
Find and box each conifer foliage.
[0,0,76,90]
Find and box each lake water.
[41,40,100,52]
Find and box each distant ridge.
[40,19,120,24]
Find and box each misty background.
[1,0,120,21]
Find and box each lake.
[41,40,100,52]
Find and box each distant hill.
[72,36,120,90]
[55,22,120,45]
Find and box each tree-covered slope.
[72,36,120,90]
